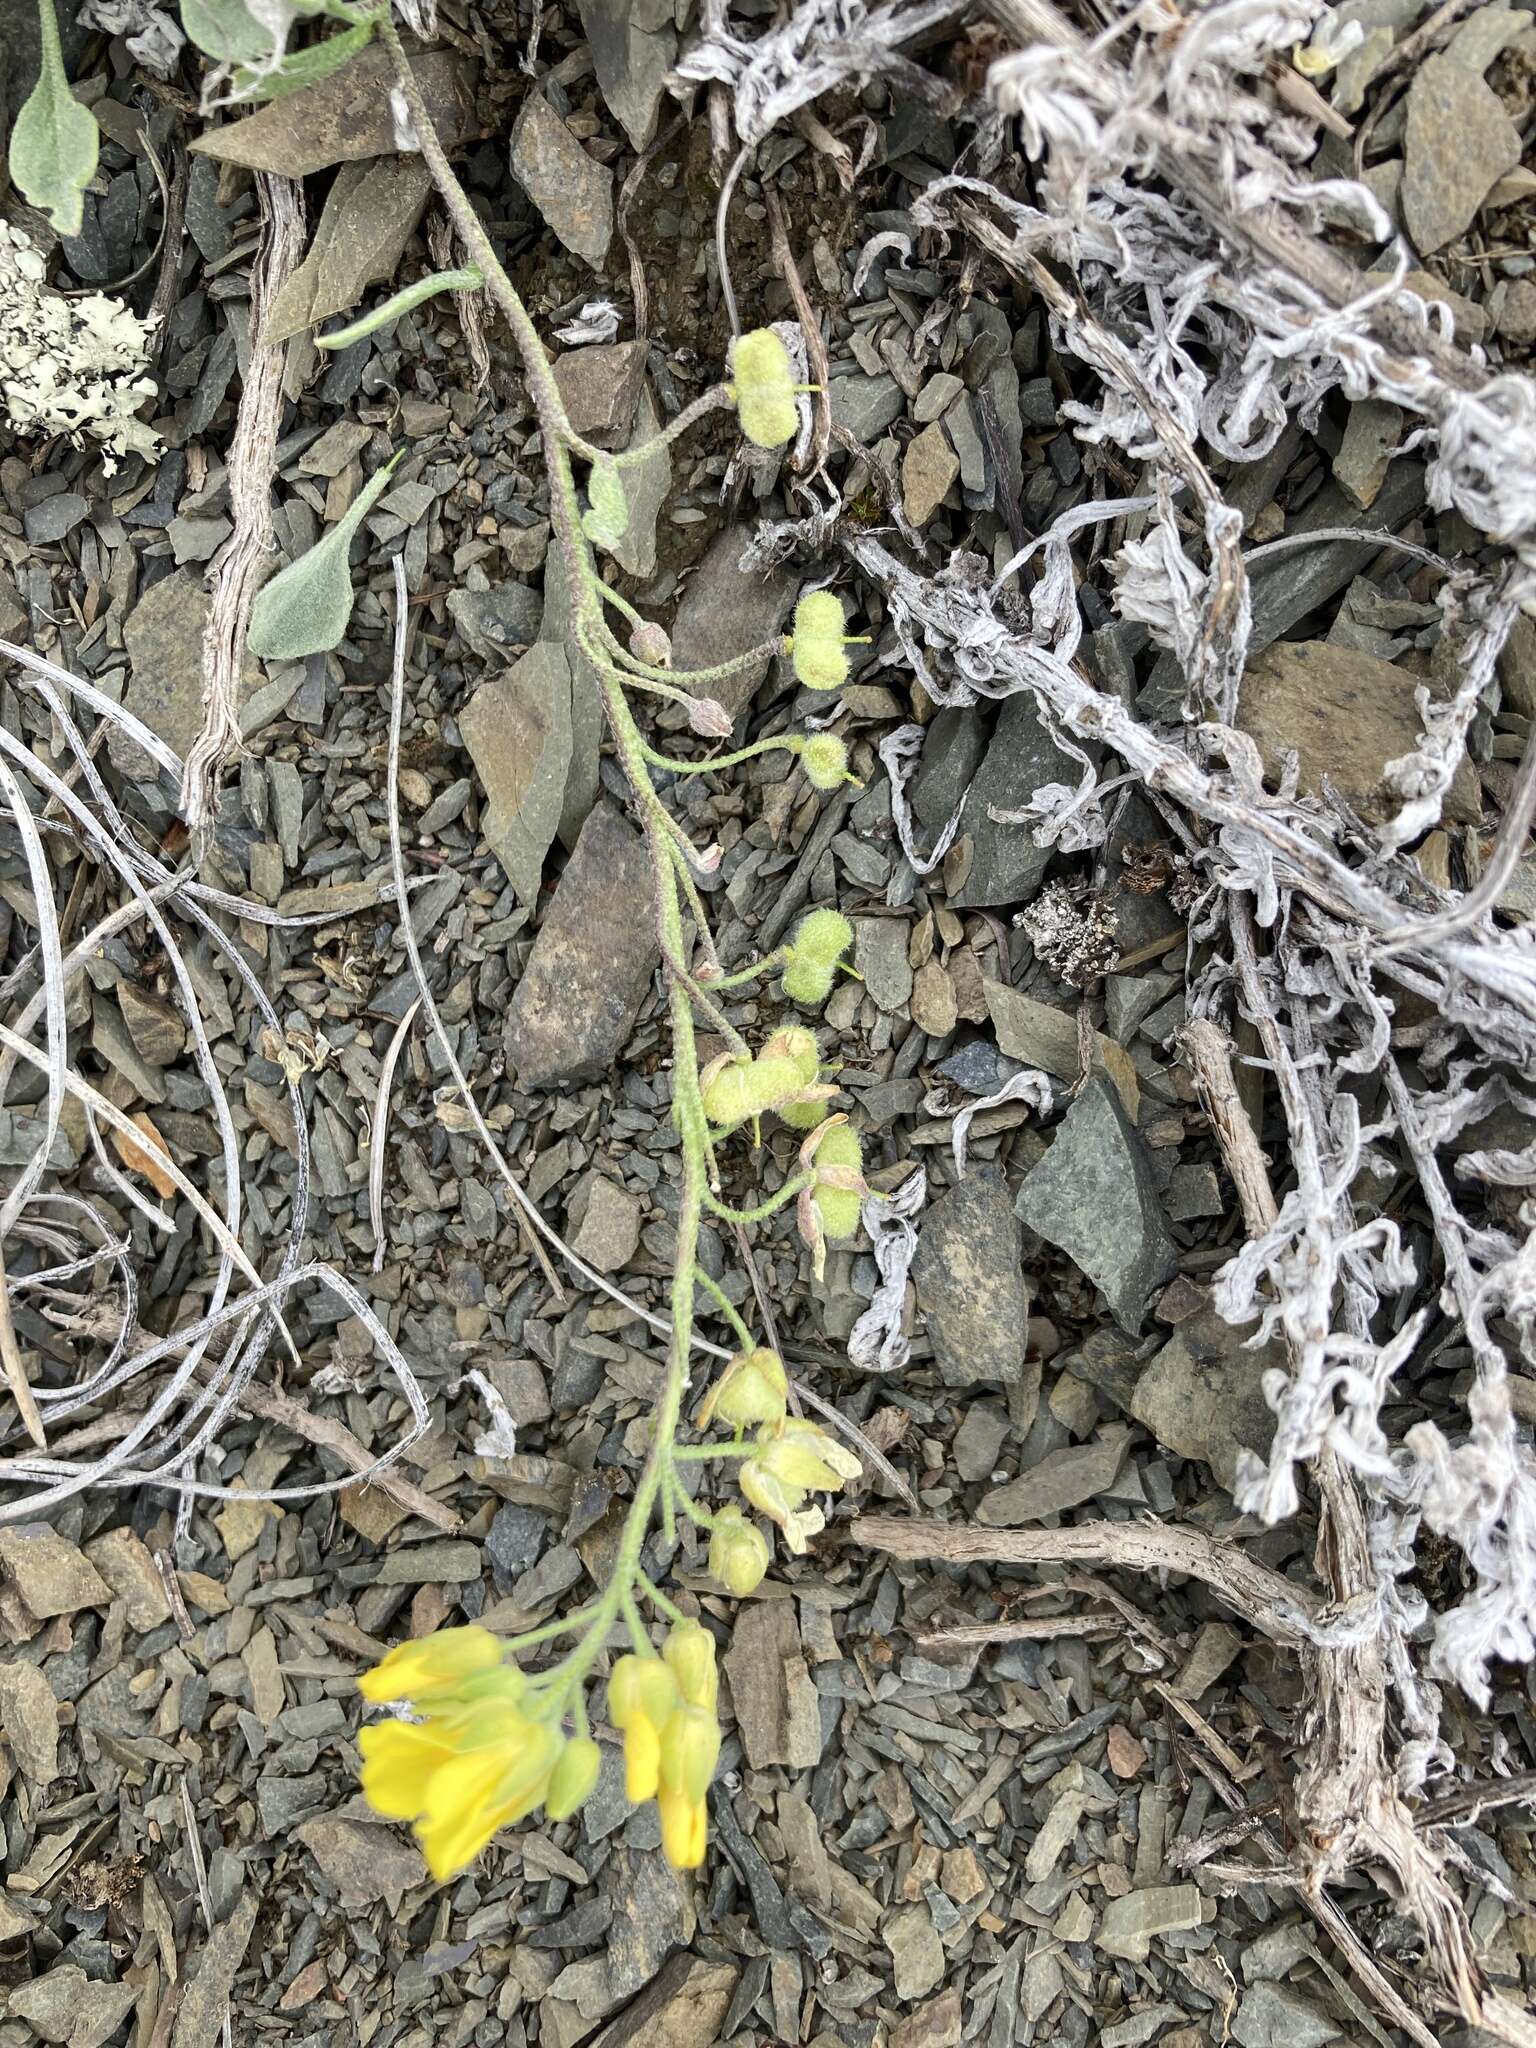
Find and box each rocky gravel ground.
[1,1,1535,2044]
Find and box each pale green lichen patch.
[0,223,160,470]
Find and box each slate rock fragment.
[912,1165,1030,1387]
[1402,52,1520,256]
[459,641,573,906]
[666,523,797,721]
[510,93,614,266]
[504,801,659,1089]
[1129,1303,1282,1492]
[1236,639,1482,825]
[1014,1080,1176,1332]
[949,692,1075,909]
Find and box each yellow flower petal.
[415,1750,517,1880]
[358,1625,503,1705]
[659,1705,720,1803]
[658,1788,708,1869]
[358,1719,457,1820]
[624,1715,661,1802]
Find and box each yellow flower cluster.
[357,1628,600,1882]
[609,1621,721,1868]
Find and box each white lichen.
[0,223,160,471]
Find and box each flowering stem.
[693,1266,756,1351]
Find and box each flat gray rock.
[950,692,1074,909]
[1232,1982,1341,2048]
[1402,53,1520,256]
[912,1166,1030,1387]
[447,581,543,662]
[1237,639,1482,826]
[667,524,797,720]
[504,801,659,1089]
[1015,1080,1176,1333]
[459,641,573,907]
[112,570,255,779]
[975,1429,1129,1526]
[510,93,613,267]
[577,0,676,150]
[829,373,905,444]
[553,339,648,447]
[1129,1304,1282,1491]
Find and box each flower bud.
[608,1652,679,1734]
[801,733,851,790]
[358,1624,503,1705]
[729,329,798,450]
[663,1619,719,1710]
[630,620,673,667]
[659,1703,721,1802]
[708,1506,771,1595]
[687,694,733,737]
[545,1735,602,1820]
[699,1346,788,1431]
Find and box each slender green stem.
[693,1266,756,1351]
[672,1443,758,1463]
[703,1175,810,1226]
[501,1603,600,1654]
[667,1465,718,1530]
[642,736,798,776]
[698,950,788,993]
[636,1567,685,1624]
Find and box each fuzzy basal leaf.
[247,452,405,662]
[8,0,100,237]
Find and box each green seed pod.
[790,908,854,967]
[791,591,851,691]
[729,329,799,450]
[708,1506,770,1595]
[760,1026,819,1086]
[782,956,836,1007]
[801,733,850,790]
[812,1123,864,1241]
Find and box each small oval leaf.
[315,263,483,348]
[234,18,379,102]
[248,451,405,662]
[180,0,281,66]
[8,0,99,237]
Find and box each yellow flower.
[658,1786,708,1868]
[739,1418,860,1553]
[662,1619,718,1710]
[697,1346,788,1431]
[738,1456,827,1555]
[414,1718,559,1882]
[708,1506,771,1594]
[358,1717,458,1820]
[357,1625,503,1705]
